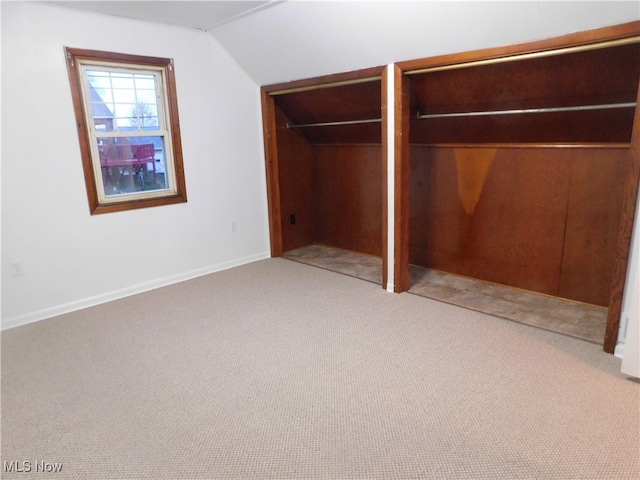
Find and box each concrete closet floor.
[283,244,607,345]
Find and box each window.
[65,48,187,214]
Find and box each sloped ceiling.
[51,1,280,30]
[48,1,640,86]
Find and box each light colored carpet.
[1,258,638,479]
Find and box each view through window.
[87,68,170,197]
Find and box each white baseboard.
[1,252,270,331]
[614,343,625,359]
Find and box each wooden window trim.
[65,47,187,214]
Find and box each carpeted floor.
[2,258,638,479]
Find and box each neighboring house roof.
[88,82,161,148]
[89,83,114,119]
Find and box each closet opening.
[395,22,640,351]
[261,67,389,288]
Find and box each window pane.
[87,69,162,132]
[97,136,168,197]
[113,111,133,129]
[96,91,114,104]
[92,101,115,127]
[137,89,157,104]
[135,77,156,90]
[130,103,159,128]
[87,71,110,86]
[111,76,134,89]
[112,89,136,103]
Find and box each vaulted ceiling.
[49,1,640,86]
[51,1,279,30]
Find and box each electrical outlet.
[230,221,238,233]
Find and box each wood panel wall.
[314,145,383,256]
[274,102,383,256]
[274,105,316,253]
[407,42,640,144]
[409,146,629,306]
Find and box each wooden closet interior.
[262,22,640,352]
[261,67,387,287]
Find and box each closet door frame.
[608,80,640,352]
[394,21,640,353]
[261,66,389,288]
[260,89,283,257]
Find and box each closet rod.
[417,102,636,120]
[287,118,381,129]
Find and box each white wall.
[1,2,270,328]
[621,190,640,377]
[211,1,640,86]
